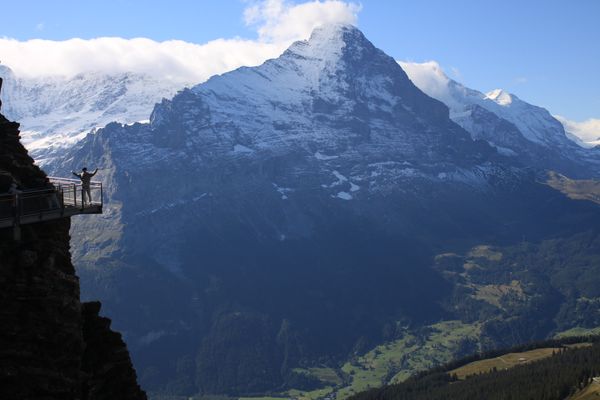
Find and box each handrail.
[49,176,100,183]
[48,177,81,184]
[49,176,102,187]
[49,177,103,207]
[0,177,103,230]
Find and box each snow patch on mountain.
[273,183,293,200]
[315,151,339,160]
[335,191,353,200]
[486,89,513,106]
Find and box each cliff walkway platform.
[0,177,103,229]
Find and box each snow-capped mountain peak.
[485,88,513,106]
[401,62,583,147]
[166,23,467,163]
[306,23,357,48]
[281,24,364,78]
[399,61,600,174]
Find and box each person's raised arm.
[91,168,98,177]
[72,171,81,178]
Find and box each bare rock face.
[0,113,146,399]
[81,302,146,400]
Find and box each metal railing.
[0,193,21,227]
[0,177,103,229]
[48,177,103,208]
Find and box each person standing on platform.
[72,167,98,206]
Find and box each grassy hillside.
[571,379,600,400]
[449,347,560,379]
[243,321,481,400]
[349,337,600,400]
[546,171,600,205]
[558,327,600,338]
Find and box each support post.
[13,193,21,241]
[60,188,65,216]
[13,224,21,241]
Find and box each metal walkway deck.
[0,177,103,229]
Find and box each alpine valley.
[6,25,600,398]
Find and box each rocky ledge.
[0,112,146,399]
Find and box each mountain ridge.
[44,24,600,397]
[399,60,600,177]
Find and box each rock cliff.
[0,112,146,399]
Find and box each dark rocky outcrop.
[81,302,146,400]
[0,112,146,399]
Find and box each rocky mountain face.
[400,61,600,178]
[57,24,507,266]
[0,112,146,399]
[0,65,188,165]
[51,24,600,396]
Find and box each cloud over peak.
[245,0,361,43]
[555,116,600,147]
[0,36,284,84]
[0,0,360,85]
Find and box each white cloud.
[0,36,285,84]
[245,0,361,43]
[449,66,461,80]
[398,60,459,107]
[554,116,600,147]
[0,0,360,84]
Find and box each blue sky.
[1,0,599,121]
